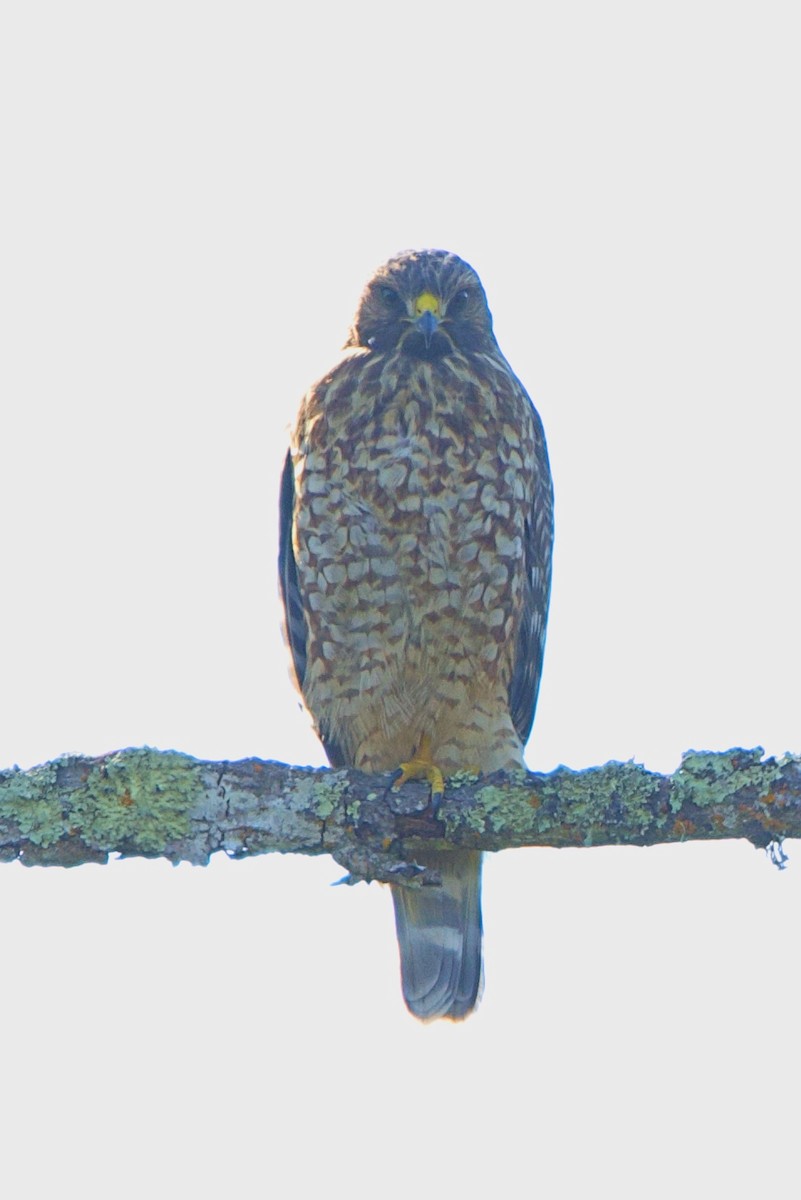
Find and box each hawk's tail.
[391,849,483,1021]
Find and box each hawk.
[279,249,553,1020]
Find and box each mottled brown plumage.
[279,249,553,1019]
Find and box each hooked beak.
[416,308,439,347]
[414,292,441,348]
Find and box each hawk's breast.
[292,352,536,768]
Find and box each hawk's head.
[346,249,498,360]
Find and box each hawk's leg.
[392,733,446,811]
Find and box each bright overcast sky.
[2,3,800,1196]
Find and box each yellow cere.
[414,292,440,317]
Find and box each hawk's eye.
[378,286,402,309]
[448,288,472,317]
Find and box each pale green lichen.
[0,748,200,854]
[0,761,64,847]
[446,769,482,790]
[672,747,781,811]
[527,761,663,846]
[485,775,533,833]
[316,773,351,820]
[450,772,532,837]
[68,748,199,853]
[282,770,350,821]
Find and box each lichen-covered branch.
[1,747,799,880]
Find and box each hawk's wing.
[508,408,554,746]
[278,450,308,691]
[278,450,347,767]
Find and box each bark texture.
[1,746,798,879]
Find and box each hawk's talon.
[393,734,446,812]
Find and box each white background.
[2,3,799,1196]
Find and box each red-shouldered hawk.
[279,250,553,1020]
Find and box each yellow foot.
[393,734,445,805]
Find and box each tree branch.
[1,746,798,879]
